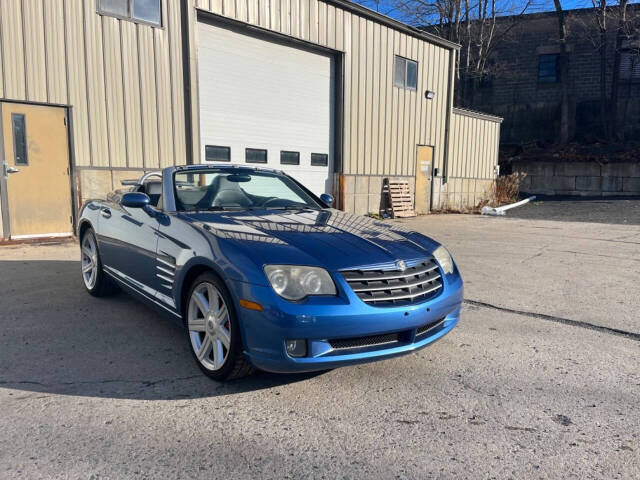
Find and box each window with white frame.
[394,56,418,90]
[98,0,161,26]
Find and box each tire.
[185,272,254,381]
[80,228,119,297]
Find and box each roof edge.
[325,0,461,50]
[453,107,504,123]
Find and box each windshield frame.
[172,167,327,212]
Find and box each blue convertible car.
[78,165,463,380]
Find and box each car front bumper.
[230,272,463,374]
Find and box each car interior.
[136,180,163,209]
[174,173,312,211]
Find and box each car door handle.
[101,208,112,219]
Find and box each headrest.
[146,181,163,195]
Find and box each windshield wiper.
[263,205,317,211]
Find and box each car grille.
[416,318,446,337]
[341,259,443,306]
[329,332,400,350]
[328,318,446,351]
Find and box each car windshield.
[174,168,323,212]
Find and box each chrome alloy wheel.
[188,282,232,371]
[81,233,99,290]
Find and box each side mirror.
[121,192,150,209]
[320,193,334,207]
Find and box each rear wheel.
[186,273,254,381]
[81,228,118,297]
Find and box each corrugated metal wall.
[0,0,186,169]
[430,107,502,210]
[189,0,454,177]
[449,107,501,180]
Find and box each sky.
[354,0,637,25]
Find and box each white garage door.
[197,21,335,197]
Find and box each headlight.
[433,246,454,275]
[264,265,337,301]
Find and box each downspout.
[442,47,456,186]
[181,0,194,165]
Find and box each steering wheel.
[262,197,292,208]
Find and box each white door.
[197,21,334,196]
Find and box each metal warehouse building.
[0,0,501,241]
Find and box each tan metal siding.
[0,0,186,170]
[190,0,453,177]
[23,0,47,102]
[44,0,68,105]
[449,108,501,180]
[0,1,27,100]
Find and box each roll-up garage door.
[197,21,335,196]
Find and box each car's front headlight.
[433,246,455,275]
[264,265,337,301]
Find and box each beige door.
[1,102,72,238]
[415,145,434,214]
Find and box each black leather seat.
[208,176,251,208]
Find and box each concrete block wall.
[432,177,494,210]
[514,160,640,196]
[340,174,415,215]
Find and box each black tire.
[185,272,254,381]
[80,228,119,297]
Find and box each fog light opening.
[285,339,307,358]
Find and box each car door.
[97,195,160,297]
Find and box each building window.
[310,153,328,167]
[538,54,559,83]
[280,151,300,165]
[98,0,161,26]
[394,56,418,90]
[619,50,640,82]
[205,145,230,162]
[12,114,28,166]
[246,148,267,164]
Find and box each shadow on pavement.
[0,259,324,400]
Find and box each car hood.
[180,209,440,271]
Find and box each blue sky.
[355,0,637,25]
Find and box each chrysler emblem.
[396,260,407,271]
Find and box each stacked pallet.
[383,179,416,218]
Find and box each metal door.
[0,102,72,240]
[415,145,434,214]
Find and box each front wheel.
[81,228,119,297]
[185,273,254,381]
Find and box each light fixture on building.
[425,90,435,100]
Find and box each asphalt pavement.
[0,214,638,479]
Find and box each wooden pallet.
[383,179,416,218]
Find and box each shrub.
[482,172,527,207]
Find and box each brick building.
[459,6,640,145]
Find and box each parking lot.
[1,212,639,479]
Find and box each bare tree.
[590,0,609,138]
[364,0,534,104]
[609,0,630,138]
[552,0,571,145]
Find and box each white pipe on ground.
[481,196,536,216]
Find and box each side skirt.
[103,266,183,324]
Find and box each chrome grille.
[341,259,443,306]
